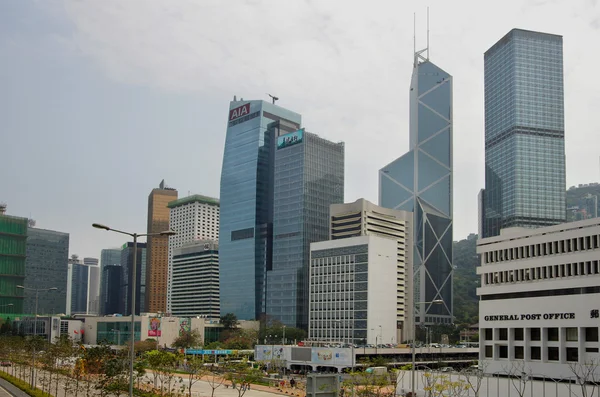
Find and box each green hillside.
[453,234,480,326]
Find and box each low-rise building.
[477,218,600,379]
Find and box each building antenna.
[427,7,430,60]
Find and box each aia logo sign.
[229,103,250,121]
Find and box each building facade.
[219,99,301,320]
[379,50,453,325]
[477,219,600,379]
[102,264,122,315]
[86,259,100,315]
[24,227,69,315]
[267,129,345,329]
[482,29,566,238]
[167,194,219,312]
[146,180,178,313]
[99,248,121,315]
[120,242,147,316]
[329,199,413,341]
[171,240,220,318]
[308,236,397,345]
[69,257,89,314]
[0,211,27,313]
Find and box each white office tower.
[329,199,413,342]
[166,195,220,312]
[309,235,397,346]
[85,258,101,315]
[171,240,220,318]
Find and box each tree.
[459,361,487,397]
[223,360,263,397]
[504,360,532,397]
[172,329,202,349]
[184,356,208,397]
[205,366,226,397]
[568,359,600,397]
[135,338,158,353]
[221,313,239,330]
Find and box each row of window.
[483,260,600,285]
[483,327,599,342]
[483,233,600,264]
[485,345,587,362]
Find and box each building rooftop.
[168,194,220,208]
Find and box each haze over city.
[2,0,600,257]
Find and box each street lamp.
[411,299,443,397]
[93,223,176,397]
[16,285,58,388]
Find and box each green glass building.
[0,213,28,313]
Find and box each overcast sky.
[2,0,600,258]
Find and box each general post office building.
[477,218,600,379]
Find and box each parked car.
[439,367,454,372]
[0,361,11,367]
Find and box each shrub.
[0,369,47,397]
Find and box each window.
[499,345,508,359]
[514,328,524,341]
[499,328,508,341]
[530,346,541,360]
[566,347,578,362]
[548,347,559,361]
[485,345,493,358]
[530,328,541,341]
[548,328,559,342]
[586,327,599,342]
[514,346,524,359]
[566,328,578,342]
[485,328,493,341]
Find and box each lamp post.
[16,285,58,388]
[411,299,443,397]
[93,223,176,397]
[282,325,286,345]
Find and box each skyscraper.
[146,180,177,313]
[69,255,88,314]
[99,248,121,315]
[167,194,219,311]
[379,48,454,325]
[482,29,566,237]
[219,99,301,320]
[86,258,101,315]
[121,242,147,316]
[0,209,27,313]
[25,227,69,315]
[267,129,344,329]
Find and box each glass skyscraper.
[379,50,453,324]
[99,248,121,315]
[482,29,566,237]
[267,129,344,329]
[219,99,301,320]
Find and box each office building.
[567,194,598,222]
[0,208,27,313]
[24,227,69,315]
[171,240,220,318]
[267,129,345,329]
[121,242,147,316]
[69,256,89,314]
[329,199,413,341]
[477,218,600,379]
[481,29,566,238]
[102,264,122,315]
[379,49,454,324]
[167,194,219,312]
[146,180,177,313]
[86,258,101,315]
[219,99,301,320]
[308,236,397,345]
[99,248,121,315]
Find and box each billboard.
[148,317,161,337]
[229,103,250,121]
[178,318,191,336]
[277,129,304,150]
[310,348,352,366]
[255,345,288,361]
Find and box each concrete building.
[379,47,454,325]
[13,316,84,343]
[477,218,600,379]
[146,180,178,314]
[167,194,219,312]
[171,240,220,318]
[481,29,566,237]
[121,242,147,316]
[267,128,345,329]
[99,248,121,315]
[25,227,69,315]
[308,235,397,346]
[0,209,28,313]
[219,99,302,321]
[329,199,413,341]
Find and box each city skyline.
[2,1,600,258]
